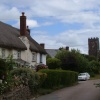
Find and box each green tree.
[47,58,61,69]
[88,60,100,74]
[83,54,96,61]
[55,49,88,72]
[46,54,51,60]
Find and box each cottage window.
[2,49,5,59]
[17,51,21,59]
[32,52,36,61]
[40,54,42,63]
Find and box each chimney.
[40,43,45,49]
[66,46,69,50]
[26,26,30,35]
[20,12,26,36]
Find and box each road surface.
[35,79,100,100]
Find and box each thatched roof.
[0,21,47,54]
[26,34,47,54]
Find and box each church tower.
[88,37,99,58]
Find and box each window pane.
[17,51,21,59]
[32,52,36,61]
[2,49,5,58]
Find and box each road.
[35,79,100,100]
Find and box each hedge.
[39,69,78,88]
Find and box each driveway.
[35,79,100,100]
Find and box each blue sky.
[1,0,100,54]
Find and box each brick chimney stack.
[66,46,69,50]
[20,12,26,36]
[40,43,45,49]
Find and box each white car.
[78,72,90,81]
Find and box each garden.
[1,49,100,99]
[0,55,78,99]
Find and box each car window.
[79,73,86,76]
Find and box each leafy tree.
[47,58,61,69]
[55,49,88,72]
[87,60,100,74]
[46,54,51,60]
[82,54,96,61]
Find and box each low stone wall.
[0,86,31,100]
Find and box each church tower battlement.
[88,37,99,58]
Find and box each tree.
[88,60,100,74]
[55,49,88,72]
[47,58,61,69]
[82,54,96,61]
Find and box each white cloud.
[42,22,53,26]
[0,6,20,21]
[1,0,100,54]
[32,28,100,54]
[27,19,39,28]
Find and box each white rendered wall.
[0,36,46,66]
[19,36,37,66]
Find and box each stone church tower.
[88,37,99,59]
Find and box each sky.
[1,0,100,54]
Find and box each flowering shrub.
[35,64,48,72]
[0,82,6,95]
[0,73,14,95]
[10,68,40,94]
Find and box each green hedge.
[39,69,78,88]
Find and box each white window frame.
[2,49,5,59]
[32,52,36,61]
[17,51,21,59]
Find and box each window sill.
[32,60,36,62]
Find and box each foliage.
[6,55,16,71]
[87,60,100,74]
[47,58,61,69]
[35,64,48,72]
[0,58,8,80]
[0,55,16,81]
[39,69,78,88]
[46,54,51,60]
[55,49,88,72]
[83,54,96,61]
[0,73,14,95]
[37,72,47,88]
[10,68,40,94]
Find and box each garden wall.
[0,86,31,100]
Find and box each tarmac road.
[35,79,100,100]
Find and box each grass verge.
[90,74,100,80]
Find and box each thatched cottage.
[0,12,47,68]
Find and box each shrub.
[39,69,78,88]
[10,68,40,94]
[0,74,14,95]
[37,72,47,88]
[35,64,48,72]
[47,58,61,69]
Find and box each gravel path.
[35,79,100,100]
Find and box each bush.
[37,72,47,88]
[39,69,78,88]
[35,64,48,72]
[47,58,61,69]
[10,68,40,94]
[0,58,8,80]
